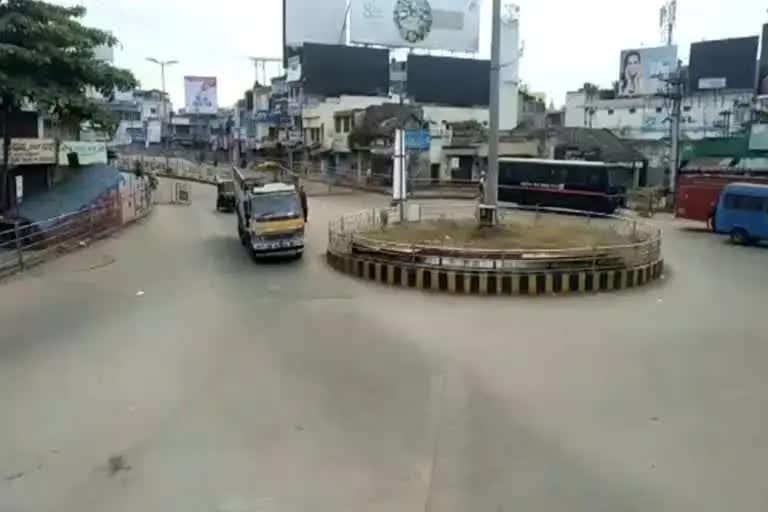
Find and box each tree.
[0,0,138,210]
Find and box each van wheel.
[730,228,750,245]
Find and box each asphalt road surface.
[1,183,767,512]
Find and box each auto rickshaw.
[216,180,236,212]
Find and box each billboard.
[758,25,768,95]
[350,0,481,52]
[284,0,348,55]
[618,45,678,97]
[302,44,390,97]
[407,54,489,106]
[689,36,759,92]
[184,76,218,115]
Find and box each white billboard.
[285,0,349,48]
[351,0,481,52]
[184,76,218,115]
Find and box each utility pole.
[146,57,178,147]
[658,61,684,195]
[480,0,501,227]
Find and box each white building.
[565,89,753,141]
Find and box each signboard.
[405,128,431,151]
[698,77,727,90]
[284,0,348,53]
[58,141,108,166]
[2,139,57,166]
[689,37,759,92]
[15,175,23,203]
[351,0,481,52]
[184,76,218,115]
[618,45,678,97]
[749,124,768,151]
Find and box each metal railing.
[0,197,122,277]
[329,204,662,273]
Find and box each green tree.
[0,0,138,210]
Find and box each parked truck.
[233,163,305,260]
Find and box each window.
[683,105,692,112]
[343,116,351,133]
[335,117,342,133]
[724,194,766,212]
[608,109,615,115]
[655,107,663,113]
[629,108,637,114]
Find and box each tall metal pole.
[484,0,501,209]
[669,63,682,196]
[477,0,502,227]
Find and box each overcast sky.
[57,0,767,110]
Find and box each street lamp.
[146,57,178,144]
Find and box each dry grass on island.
[362,217,648,250]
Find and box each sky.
[56,0,768,110]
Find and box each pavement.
[1,183,767,512]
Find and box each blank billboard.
[618,46,677,97]
[351,0,481,52]
[284,0,348,51]
[758,24,768,95]
[407,55,489,106]
[302,44,390,97]
[689,36,759,92]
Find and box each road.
[1,182,767,512]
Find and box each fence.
[0,177,154,278]
[328,204,662,274]
[117,152,478,199]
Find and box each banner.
[2,139,57,166]
[58,141,108,166]
[351,0,481,52]
[618,46,677,97]
[184,76,218,115]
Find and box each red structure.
[676,173,768,223]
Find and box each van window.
[724,193,766,212]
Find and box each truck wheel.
[730,228,750,245]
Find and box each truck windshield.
[250,193,301,219]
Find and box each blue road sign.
[405,129,431,151]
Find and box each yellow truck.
[233,164,305,260]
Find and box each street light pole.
[480,0,501,226]
[146,57,178,146]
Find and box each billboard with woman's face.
[618,46,677,97]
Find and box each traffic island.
[327,204,664,296]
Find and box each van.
[715,182,768,244]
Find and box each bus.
[498,158,629,213]
[714,182,768,244]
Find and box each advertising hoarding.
[689,36,759,92]
[284,0,348,55]
[58,141,108,166]
[407,54,490,106]
[350,0,481,52]
[302,44,390,97]
[618,45,677,97]
[184,76,218,115]
[758,24,768,95]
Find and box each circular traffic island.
[327,204,664,296]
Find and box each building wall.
[565,89,753,140]
[302,95,389,150]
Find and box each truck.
[676,173,768,226]
[233,163,305,260]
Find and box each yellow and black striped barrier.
[327,251,664,296]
